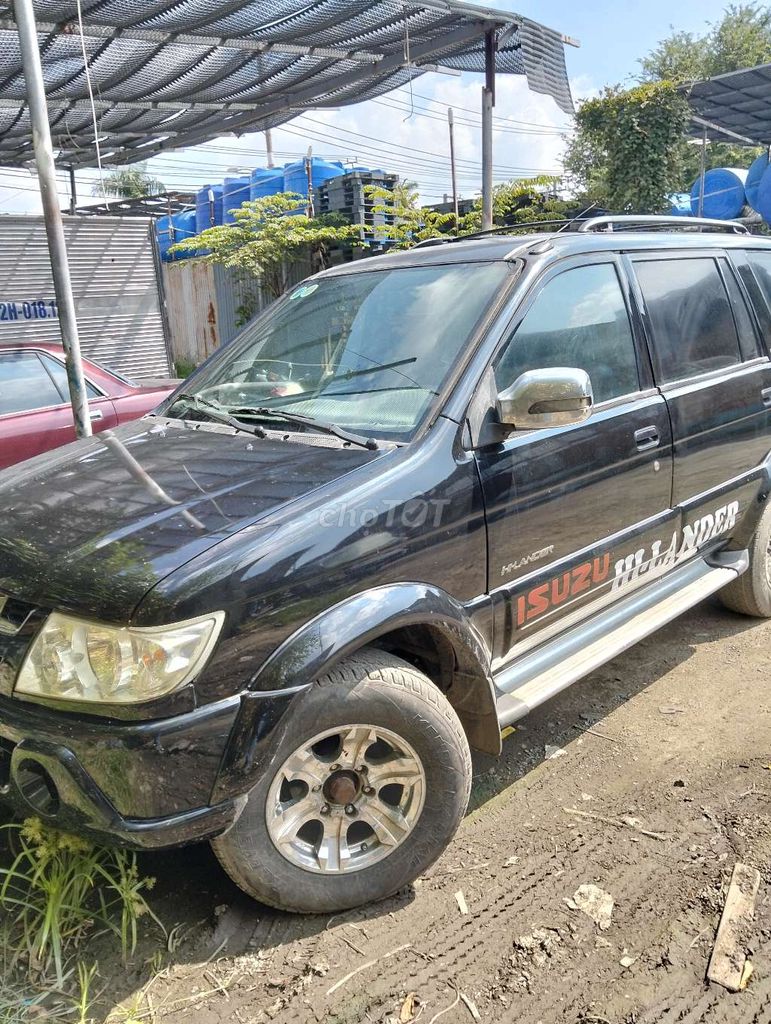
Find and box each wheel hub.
[323,769,360,806]
[265,724,426,875]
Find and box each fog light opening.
[16,760,60,817]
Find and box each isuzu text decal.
[514,500,739,628]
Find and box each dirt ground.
[25,595,771,1022]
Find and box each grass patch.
[0,818,162,1022]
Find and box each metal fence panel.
[0,214,171,379]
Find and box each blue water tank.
[668,192,692,216]
[754,164,771,223]
[690,167,747,219]
[195,184,224,234]
[249,166,284,200]
[283,157,345,197]
[223,176,251,223]
[170,210,198,260]
[156,215,174,262]
[746,153,769,211]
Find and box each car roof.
[320,230,771,276]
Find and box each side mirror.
[497,367,593,430]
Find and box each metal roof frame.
[0,1,574,170]
[683,62,771,146]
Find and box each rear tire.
[720,502,771,617]
[212,649,472,913]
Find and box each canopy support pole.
[481,28,495,231]
[697,127,707,218]
[14,0,91,438]
[68,165,76,215]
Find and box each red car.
[0,344,174,470]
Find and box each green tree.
[564,82,691,212]
[170,192,361,299]
[467,175,574,228]
[640,3,771,81]
[92,164,166,198]
[366,180,461,247]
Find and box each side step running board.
[495,552,746,729]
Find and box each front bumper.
[0,692,271,849]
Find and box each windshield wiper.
[167,392,268,439]
[229,406,380,451]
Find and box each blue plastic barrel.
[195,184,224,234]
[754,164,771,222]
[249,167,285,200]
[690,167,747,219]
[223,176,251,223]
[745,153,769,211]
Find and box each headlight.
[15,611,225,705]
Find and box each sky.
[0,0,737,215]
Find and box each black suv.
[2,215,771,913]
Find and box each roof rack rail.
[456,218,576,242]
[576,215,749,235]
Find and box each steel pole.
[448,107,459,230]
[265,128,275,168]
[481,29,496,232]
[68,165,76,215]
[14,0,91,437]
[697,127,707,218]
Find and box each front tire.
[720,501,771,617]
[212,649,472,913]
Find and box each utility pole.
[14,0,91,438]
[448,107,459,231]
[265,128,275,168]
[481,29,496,232]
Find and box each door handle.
[89,409,104,422]
[762,387,771,407]
[634,425,660,451]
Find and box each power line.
[393,86,573,132]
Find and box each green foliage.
[92,165,165,199]
[170,192,361,298]
[468,175,575,228]
[640,3,771,81]
[565,81,691,212]
[365,180,461,247]
[0,818,159,987]
[173,358,196,379]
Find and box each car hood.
[0,418,380,622]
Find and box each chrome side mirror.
[497,367,593,430]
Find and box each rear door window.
[39,353,101,401]
[634,257,742,382]
[495,263,640,404]
[0,351,65,415]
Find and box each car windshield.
[169,261,512,442]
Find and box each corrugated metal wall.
[162,257,312,369]
[0,215,171,379]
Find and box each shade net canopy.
[684,63,771,145]
[0,0,574,170]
